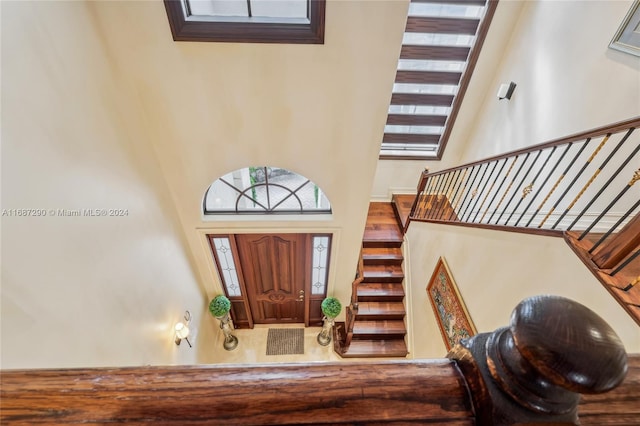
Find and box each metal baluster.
[415,176,431,219]
[435,172,456,221]
[569,129,638,232]
[480,158,508,223]
[419,174,438,219]
[506,150,542,225]
[443,169,463,222]
[552,131,633,229]
[588,198,640,253]
[614,251,640,278]
[622,274,640,292]
[471,160,499,223]
[459,164,485,221]
[520,145,570,227]
[531,139,592,228]
[463,162,492,222]
[496,152,532,225]
[427,174,446,219]
[488,157,519,223]
[449,168,469,221]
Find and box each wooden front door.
[235,234,307,324]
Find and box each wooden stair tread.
[341,339,408,358]
[357,283,405,298]
[363,203,403,243]
[353,320,406,335]
[392,194,415,230]
[357,302,405,316]
[565,231,640,327]
[362,265,404,282]
[337,201,409,358]
[362,247,403,264]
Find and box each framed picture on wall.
[426,257,476,351]
[610,0,640,57]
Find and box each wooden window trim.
[163,0,325,44]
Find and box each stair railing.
[409,117,639,236]
[407,117,640,325]
[338,249,364,353]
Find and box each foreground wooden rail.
[1,296,636,425]
[1,360,472,425]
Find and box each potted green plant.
[208,295,238,351]
[321,297,342,319]
[209,295,231,318]
[317,297,342,346]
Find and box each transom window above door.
[204,166,332,214]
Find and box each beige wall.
[1,0,409,368]
[1,1,206,368]
[458,0,640,163]
[406,223,640,358]
[83,0,409,314]
[396,0,640,358]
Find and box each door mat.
[266,328,304,355]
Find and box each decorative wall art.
[426,257,477,351]
[610,0,640,57]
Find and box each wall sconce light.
[175,310,192,348]
[497,81,516,100]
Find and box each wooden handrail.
[426,116,640,179]
[1,360,472,424]
[350,248,364,308]
[343,249,364,350]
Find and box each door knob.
[297,290,305,302]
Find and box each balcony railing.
[1,296,635,425]
[407,117,640,325]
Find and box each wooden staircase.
[337,201,409,357]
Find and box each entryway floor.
[211,324,343,364]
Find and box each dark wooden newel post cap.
[448,294,628,425]
[510,295,627,394]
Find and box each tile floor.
[210,324,343,364]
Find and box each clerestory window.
[204,166,331,214]
[164,0,325,44]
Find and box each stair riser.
[357,295,404,302]
[363,258,403,266]
[362,240,402,249]
[352,333,406,340]
[356,313,405,321]
[362,276,404,283]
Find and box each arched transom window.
[204,166,331,214]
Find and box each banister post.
[447,295,627,425]
[405,168,430,233]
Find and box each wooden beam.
[405,16,479,35]
[400,45,470,61]
[383,133,441,144]
[395,70,462,85]
[387,114,448,126]
[390,93,454,106]
[0,361,474,425]
[411,0,486,5]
